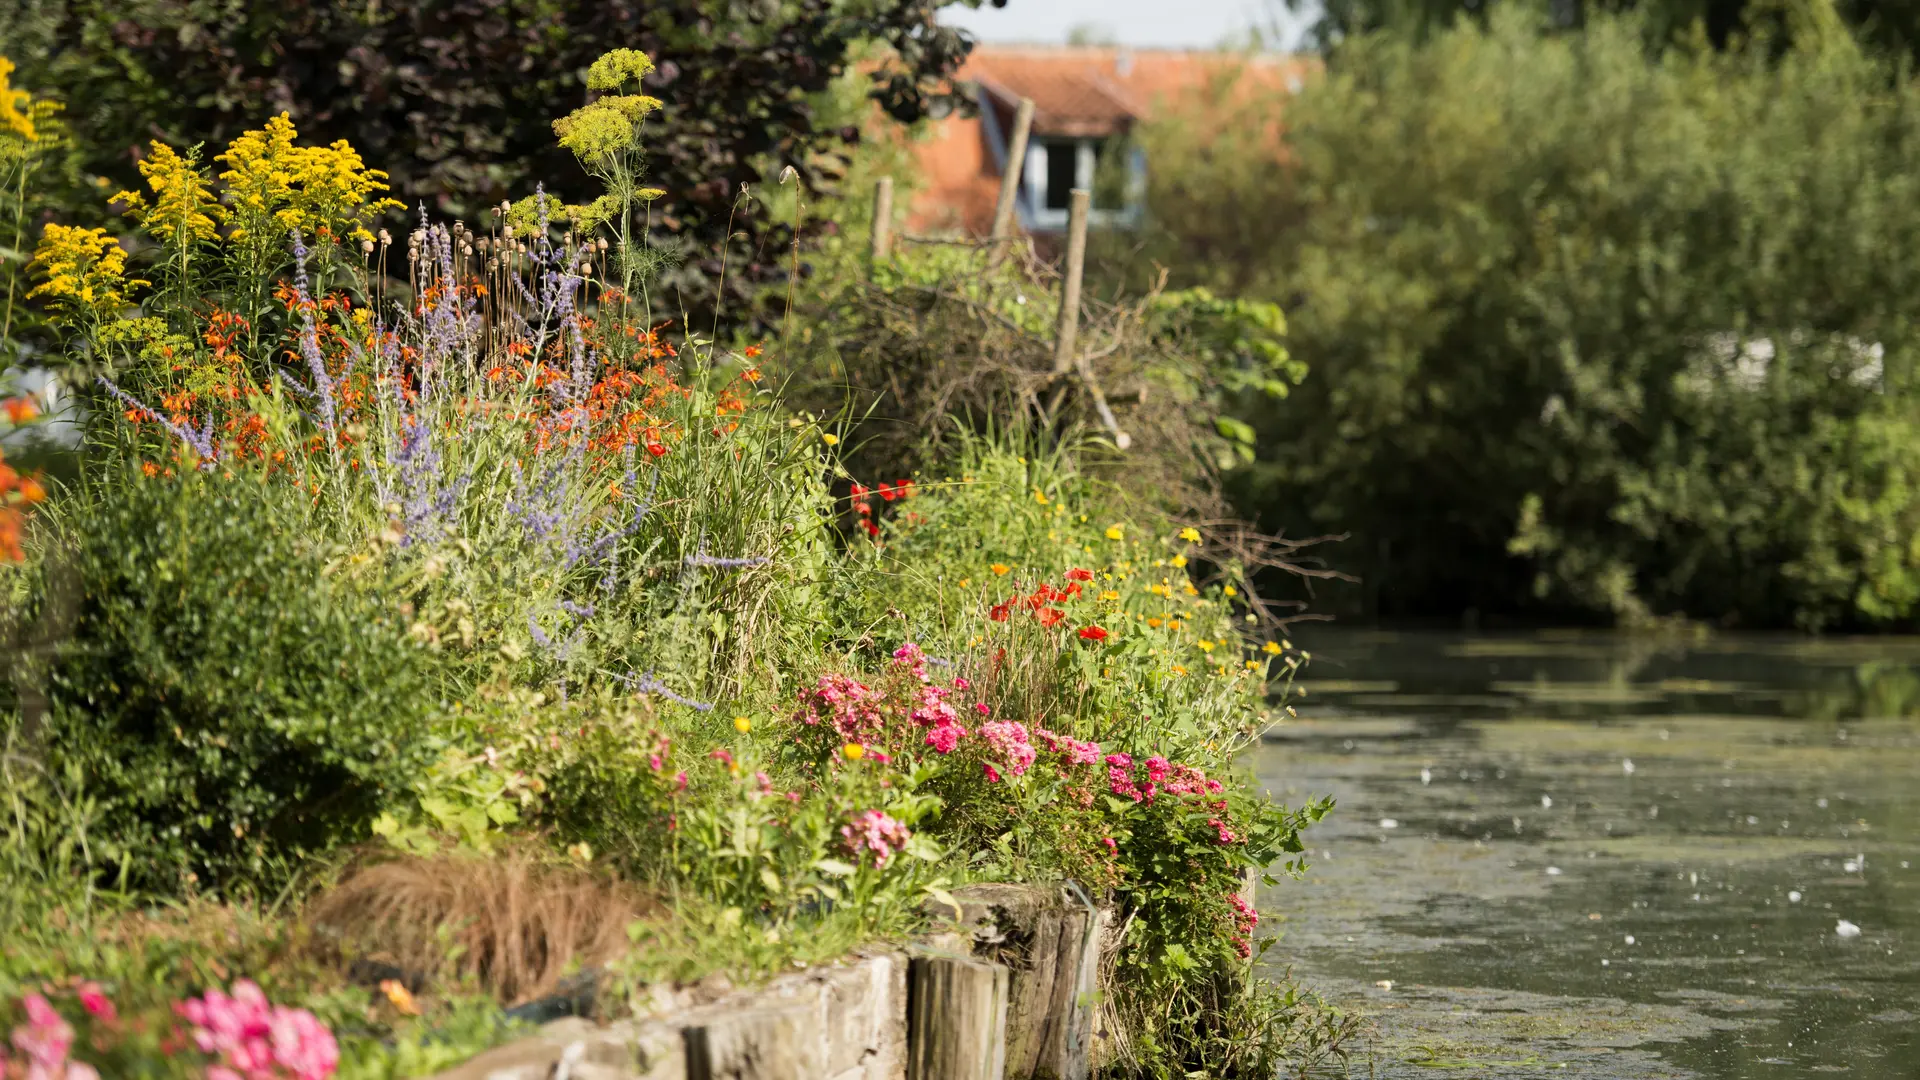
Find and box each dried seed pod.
[377,229,392,245]
[361,239,375,254]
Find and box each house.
[906,45,1316,236]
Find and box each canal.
[1254,630,1919,1078]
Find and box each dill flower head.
[585,48,656,92]
[115,140,222,244]
[0,56,36,142]
[553,95,660,161]
[27,223,147,325]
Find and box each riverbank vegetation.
[1125,0,1920,631]
[0,46,1348,1079]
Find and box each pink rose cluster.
[9,993,98,1080]
[178,980,339,1080]
[896,644,971,755]
[1227,892,1260,958]
[796,672,885,742]
[978,721,1037,781]
[841,809,913,866]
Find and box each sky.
[939,0,1310,50]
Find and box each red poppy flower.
[1037,606,1066,628]
[989,602,1012,622]
[1066,568,1094,582]
[852,483,869,497]
[645,441,668,457]
[877,482,896,502]
[1078,625,1110,642]
[861,520,880,538]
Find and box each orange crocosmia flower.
[141,461,161,478]
[744,344,763,359]
[3,397,38,424]
[741,367,763,384]
[16,477,44,503]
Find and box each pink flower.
[798,674,885,742]
[709,748,734,766]
[754,771,773,794]
[1103,752,1133,768]
[923,722,965,754]
[672,770,689,793]
[1064,738,1103,765]
[974,702,991,717]
[891,642,930,680]
[1208,818,1240,844]
[983,762,1003,783]
[1144,755,1171,783]
[175,980,339,1080]
[910,683,958,728]
[980,721,1037,778]
[841,810,913,866]
[11,993,75,1077]
[74,984,114,1025]
[951,676,971,691]
[1101,837,1118,855]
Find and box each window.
[1023,136,1142,230]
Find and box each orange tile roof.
[960,46,1314,137]
[904,45,1319,235]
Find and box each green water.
[1253,630,1919,1079]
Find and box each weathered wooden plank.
[906,955,1009,1080]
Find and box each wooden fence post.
[908,956,1009,1080]
[870,176,895,266]
[988,98,1035,267]
[1051,189,1090,376]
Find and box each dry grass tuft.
[304,848,656,1005]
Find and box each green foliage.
[0,0,988,322]
[28,461,444,891]
[1144,8,1920,628]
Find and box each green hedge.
[1136,8,1920,628]
[34,462,442,891]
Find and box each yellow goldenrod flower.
[843,742,865,761]
[734,716,752,734]
[115,141,222,245]
[1196,640,1216,652]
[0,56,37,141]
[1178,527,1201,543]
[28,224,146,325]
[1171,554,1187,568]
[217,113,400,247]
[1104,525,1124,540]
[990,563,1011,576]
[1262,641,1284,655]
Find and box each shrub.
[28,462,443,891]
[1138,7,1920,628]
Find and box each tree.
[0,0,992,318]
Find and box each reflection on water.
[1254,631,1919,1079]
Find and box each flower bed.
[0,48,1347,1078]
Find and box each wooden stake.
[988,98,1035,264]
[870,176,894,266]
[907,956,1010,1080]
[1051,189,1090,376]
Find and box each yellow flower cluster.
[27,224,147,324]
[553,94,662,161]
[114,141,222,245]
[585,49,656,91]
[215,113,402,245]
[0,57,35,142]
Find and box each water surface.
[1254,630,1918,1078]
